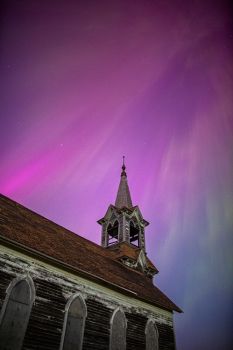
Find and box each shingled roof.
[0,194,181,313]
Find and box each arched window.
[60,294,87,350]
[110,308,126,350]
[0,275,35,350]
[129,220,140,246]
[107,220,119,246]
[145,319,159,350]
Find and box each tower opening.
[107,221,119,246]
[129,221,139,247]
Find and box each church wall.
[125,312,147,349]
[0,245,176,350]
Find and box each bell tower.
[97,158,158,278]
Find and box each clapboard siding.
[126,312,147,350]
[0,255,176,350]
[22,278,66,350]
[83,298,111,350]
[157,323,176,350]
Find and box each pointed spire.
[115,157,133,208]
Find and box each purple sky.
[1,1,233,349]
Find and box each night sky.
[1,1,233,349]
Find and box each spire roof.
[115,157,133,208]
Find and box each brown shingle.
[0,194,181,313]
[107,241,159,273]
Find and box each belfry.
[98,158,158,278]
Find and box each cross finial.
[122,155,125,168]
[121,156,126,176]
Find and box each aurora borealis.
[1,1,233,349]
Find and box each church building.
[0,161,181,350]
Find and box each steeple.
[97,159,158,278]
[115,157,133,209]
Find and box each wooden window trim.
[0,274,35,350]
[145,318,159,350]
[0,274,35,326]
[109,307,127,350]
[59,293,87,350]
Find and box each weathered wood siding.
[157,323,176,350]
[126,312,147,350]
[83,298,111,350]
[0,250,176,350]
[23,278,66,350]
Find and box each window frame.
[107,220,119,246]
[129,219,140,247]
[145,318,159,350]
[59,293,87,350]
[109,307,127,350]
[0,275,35,349]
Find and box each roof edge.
[0,235,182,313]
